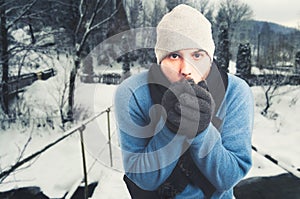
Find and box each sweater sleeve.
[114,78,187,191]
[189,75,254,192]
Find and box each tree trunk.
[66,0,130,122]
[107,0,130,38]
[67,56,80,122]
[262,86,271,115]
[28,23,36,44]
[0,0,9,114]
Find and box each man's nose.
[180,58,193,77]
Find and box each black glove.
[161,80,215,138]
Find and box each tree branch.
[7,0,38,30]
[76,1,120,54]
[75,0,87,37]
[0,128,33,183]
[90,5,119,32]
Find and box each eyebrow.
[170,49,205,53]
[168,49,206,56]
[168,51,180,54]
[193,49,206,53]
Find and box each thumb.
[197,80,209,91]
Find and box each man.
[114,4,253,199]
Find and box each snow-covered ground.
[0,60,300,198]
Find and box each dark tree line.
[3,0,299,122]
[0,0,55,114]
[0,0,254,121]
[0,0,130,122]
[214,0,253,72]
[236,43,251,76]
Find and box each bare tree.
[261,80,300,117]
[61,0,129,121]
[165,0,214,16]
[261,81,282,117]
[218,0,253,30]
[0,127,34,183]
[215,0,253,71]
[187,0,214,20]
[165,0,182,11]
[0,0,56,114]
[295,51,300,73]
[48,64,70,127]
[125,0,143,28]
[260,40,295,116]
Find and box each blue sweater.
[114,71,254,199]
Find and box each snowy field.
[0,60,300,198]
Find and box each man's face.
[160,48,211,83]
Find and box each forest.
[1,0,300,119]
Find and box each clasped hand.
[162,80,215,138]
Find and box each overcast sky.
[240,0,300,28]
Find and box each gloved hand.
[161,80,215,138]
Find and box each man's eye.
[193,52,203,59]
[169,53,180,59]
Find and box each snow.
[247,86,300,178]
[1,59,300,198]
[11,28,31,45]
[228,60,237,74]
[8,27,56,76]
[251,66,295,75]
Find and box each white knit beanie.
[155,4,215,64]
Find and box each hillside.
[231,20,300,64]
[243,20,299,34]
